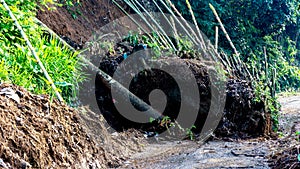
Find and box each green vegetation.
[171,0,300,92]
[59,0,82,19]
[296,130,300,142]
[0,0,84,104]
[186,125,196,140]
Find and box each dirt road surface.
[119,95,300,169]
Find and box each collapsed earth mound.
[0,83,106,168]
[95,43,272,139]
[216,79,272,138]
[0,83,146,168]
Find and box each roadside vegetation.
[169,0,300,131]
[0,0,84,104]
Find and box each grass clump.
[0,0,84,104]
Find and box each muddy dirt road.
[119,95,300,169]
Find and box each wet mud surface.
[278,95,300,136]
[122,140,271,169]
[269,95,300,169]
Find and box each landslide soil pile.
[0,83,146,168]
[95,42,272,138]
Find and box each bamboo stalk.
[112,0,159,46]
[1,0,64,103]
[158,0,197,46]
[35,18,74,49]
[209,4,239,57]
[170,15,179,49]
[211,27,231,72]
[220,50,234,71]
[152,0,175,31]
[186,0,206,50]
[215,26,219,51]
[209,4,242,70]
[125,0,171,49]
[264,46,269,85]
[272,67,276,97]
[84,59,162,119]
[242,62,253,80]
[209,3,253,80]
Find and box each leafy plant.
[186,125,196,140]
[296,130,300,142]
[253,81,281,131]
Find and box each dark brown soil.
[216,79,272,138]
[270,145,300,169]
[0,83,146,168]
[37,0,128,48]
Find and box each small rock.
[0,87,20,103]
[0,158,8,169]
[21,160,31,169]
[111,132,119,137]
[16,117,23,125]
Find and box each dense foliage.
[171,0,300,92]
[0,0,84,103]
